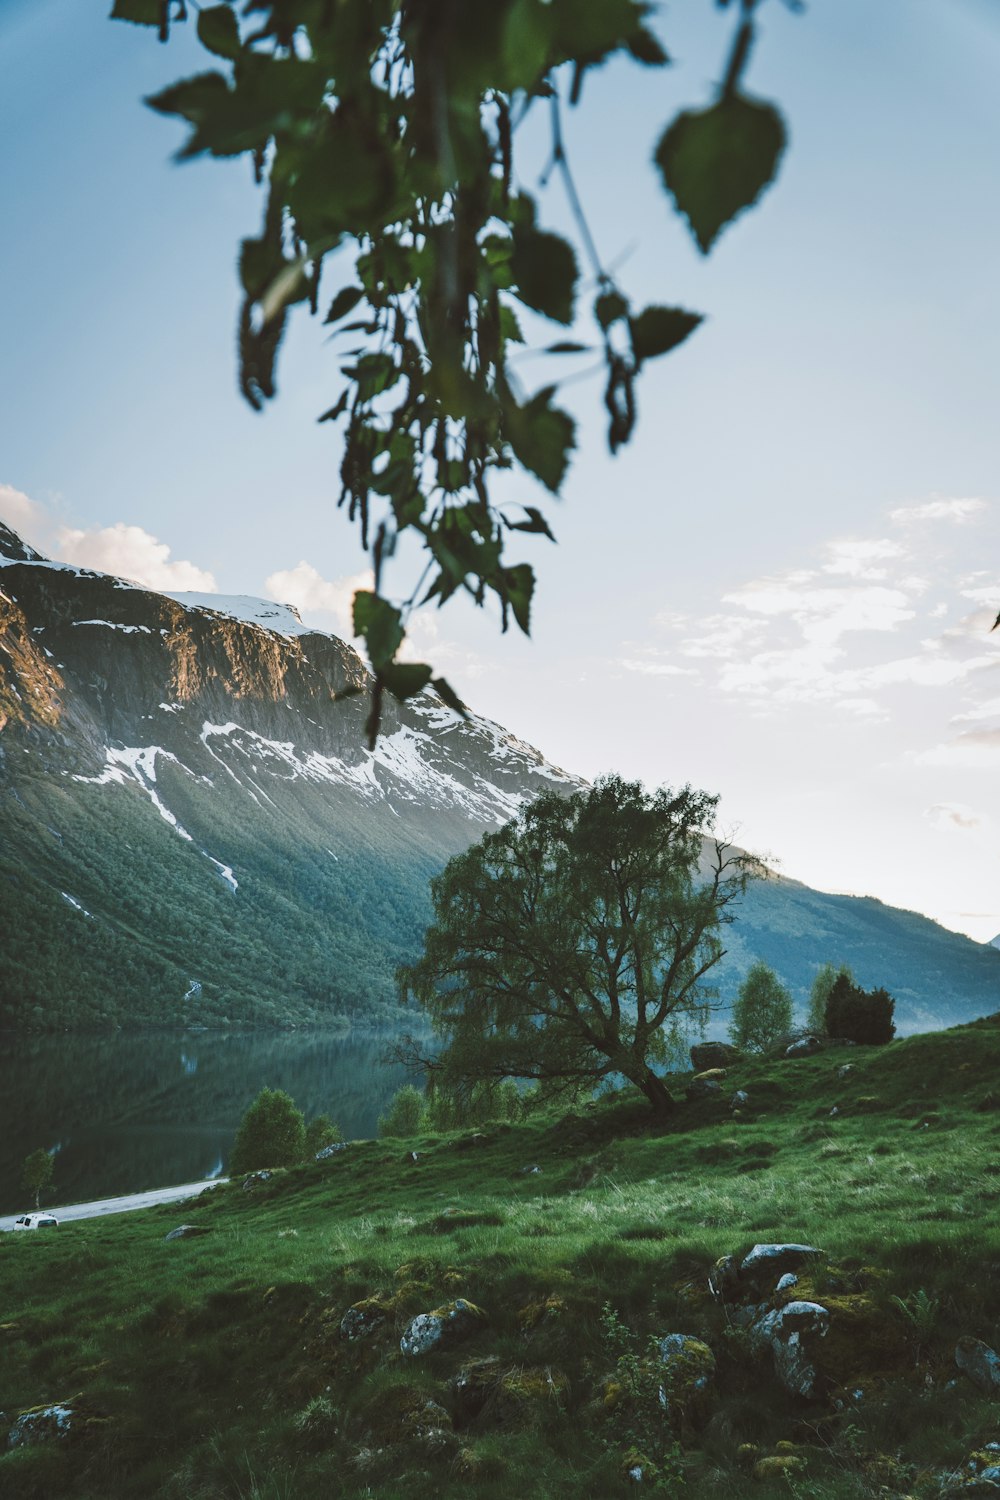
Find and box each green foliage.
[400,775,762,1115]
[890,1288,939,1341]
[597,1305,691,1488]
[21,1147,54,1210]
[425,1078,527,1131]
[5,1014,1000,1498]
[825,975,896,1046]
[726,968,782,1056]
[230,1086,306,1174]
[807,962,854,1036]
[112,0,796,739]
[304,1115,341,1157]
[376,1082,427,1138]
[656,92,787,254]
[728,959,793,1052]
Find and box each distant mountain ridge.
[1,520,997,1033]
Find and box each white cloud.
[889,497,987,524]
[619,657,698,678]
[951,696,1000,724]
[264,561,372,639]
[0,482,59,554]
[821,537,904,580]
[917,729,1000,767]
[56,523,217,592]
[924,802,981,832]
[722,576,915,647]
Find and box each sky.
[1,0,999,942]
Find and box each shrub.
[304,1114,341,1156]
[425,1077,525,1130]
[377,1083,427,1137]
[807,962,854,1034]
[229,1087,306,1174]
[825,976,895,1045]
[729,960,793,1052]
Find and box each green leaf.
[431,677,468,717]
[511,227,578,325]
[627,26,670,66]
[381,662,433,701]
[502,0,556,90]
[146,71,232,153]
[594,289,629,329]
[110,0,160,25]
[352,591,404,668]
[502,563,535,635]
[504,506,556,541]
[499,302,526,345]
[317,390,350,423]
[196,4,240,60]
[324,287,365,325]
[655,93,787,254]
[505,387,576,494]
[628,305,703,363]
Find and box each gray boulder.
[785,1036,822,1058]
[340,1300,388,1342]
[316,1142,348,1160]
[8,1405,74,1448]
[740,1243,824,1288]
[241,1170,273,1191]
[400,1298,485,1357]
[751,1301,830,1398]
[955,1336,1000,1393]
[164,1224,210,1242]
[686,1077,723,1101]
[690,1041,741,1071]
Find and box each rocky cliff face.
[2,523,998,1034]
[0,526,579,1029]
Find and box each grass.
[3,1015,1000,1497]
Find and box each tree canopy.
[229,1085,307,1172]
[825,975,896,1047]
[398,775,762,1115]
[807,962,854,1036]
[728,958,792,1052]
[21,1147,54,1211]
[111,0,795,739]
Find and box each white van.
[13,1213,59,1230]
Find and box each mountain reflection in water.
[0,1029,411,1212]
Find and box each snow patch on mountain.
[163,592,313,636]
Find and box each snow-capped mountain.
[2,519,998,1033]
[0,521,579,1028]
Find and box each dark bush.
[824,975,896,1045]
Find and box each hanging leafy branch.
[111,0,793,742]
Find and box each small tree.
[377,1084,427,1138]
[399,776,761,1117]
[304,1115,341,1157]
[230,1087,306,1174]
[825,976,895,1046]
[22,1147,54,1210]
[728,961,793,1053]
[807,962,854,1035]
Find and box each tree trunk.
[635,1066,675,1118]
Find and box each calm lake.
[0,1029,412,1213]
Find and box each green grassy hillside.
[4,1018,1000,1497]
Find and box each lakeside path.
[0,1178,228,1231]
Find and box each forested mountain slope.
[1,521,997,1032]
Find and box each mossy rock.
[753,1454,807,1479]
[516,1294,566,1331]
[658,1333,716,1429]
